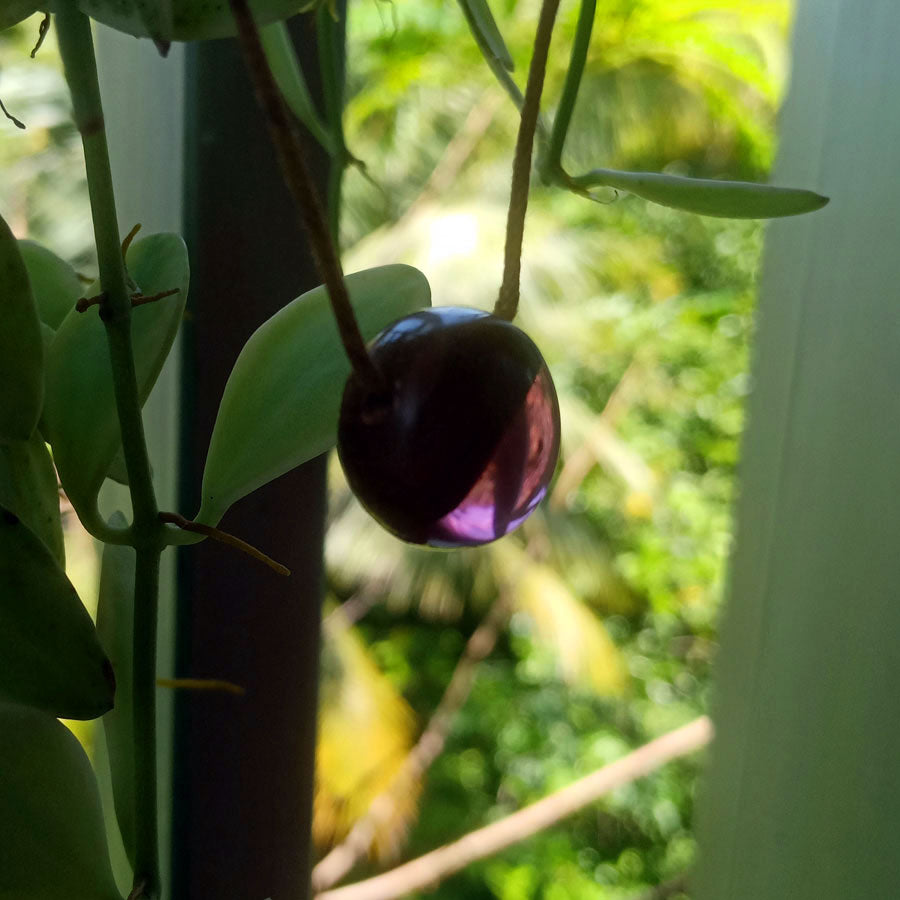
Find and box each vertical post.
[694,3,900,898]
[172,16,331,900]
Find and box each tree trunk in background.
[172,17,331,900]
[694,3,900,897]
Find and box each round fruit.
[337,307,560,547]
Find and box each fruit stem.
[538,0,596,184]
[228,0,384,392]
[493,0,563,322]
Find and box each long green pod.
[197,264,431,527]
[42,233,188,532]
[76,0,305,42]
[0,212,43,442]
[459,0,514,71]
[570,168,830,218]
[0,430,64,565]
[18,240,84,331]
[0,507,114,719]
[260,20,337,156]
[96,512,137,867]
[0,702,123,900]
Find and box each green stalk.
[55,7,163,898]
[539,0,596,182]
[316,2,347,242]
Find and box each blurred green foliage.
[0,13,92,265]
[318,1,787,897]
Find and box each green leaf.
[0,213,43,442]
[18,239,84,331]
[0,430,64,566]
[0,508,114,719]
[260,21,337,155]
[571,168,829,218]
[0,1,38,31]
[76,0,309,42]
[42,233,189,530]
[0,702,123,900]
[96,512,137,867]
[459,0,514,71]
[197,264,431,527]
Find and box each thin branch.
[228,0,383,392]
[549,359,642,508]
[316,716,712,900]
[158,511,290,576]
[312,593,512,892]
[494,0,562,321]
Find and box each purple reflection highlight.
[429,365,560,547]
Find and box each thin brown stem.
[228,0,383,391]
[31,12,51,58]
[156,677,246,696]
[493,0,562,321]
[76,287,179,313]
[316,717,712,900]
[312,593,511,892]
[158,511,290,576]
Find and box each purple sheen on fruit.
[337,307,560,548]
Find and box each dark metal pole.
[173,15,333,900]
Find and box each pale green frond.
[492,544,628,696]
[315,605,419,862]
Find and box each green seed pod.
[76,0,307,44]
[0,507,115,720]
[0,213,43,443]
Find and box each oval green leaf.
[42,232,188,530]
[77,0,306,42]
[0,213,43,442]
[0,702,123,900]
[18,239,84,331]
[460,0,514,71]
[96,512,137,867]
[260,21,337,155]
[197,264,431,527]
[572,167,830,218]
[0,1,39,31]
[0,508,114,719]
[0,430,64,566]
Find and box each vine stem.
[228,0,383,392]
[493,0,563,322]
[539,0,596,181]
[55,7,163,898]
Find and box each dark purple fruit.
[337,307,561,547]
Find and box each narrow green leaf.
[18,239,84,330]
[197,264,431,527]
[96,512,137,867]
[76,0,308,42]
[459,0,514,71]
[0,702,123,900]
[0,1,38,31]
[0,213,43,442]
[0,430,64,566]
[42,233,188,529]
[0,508,114,719]
[571,167,830,218]
[260,21,337,155]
